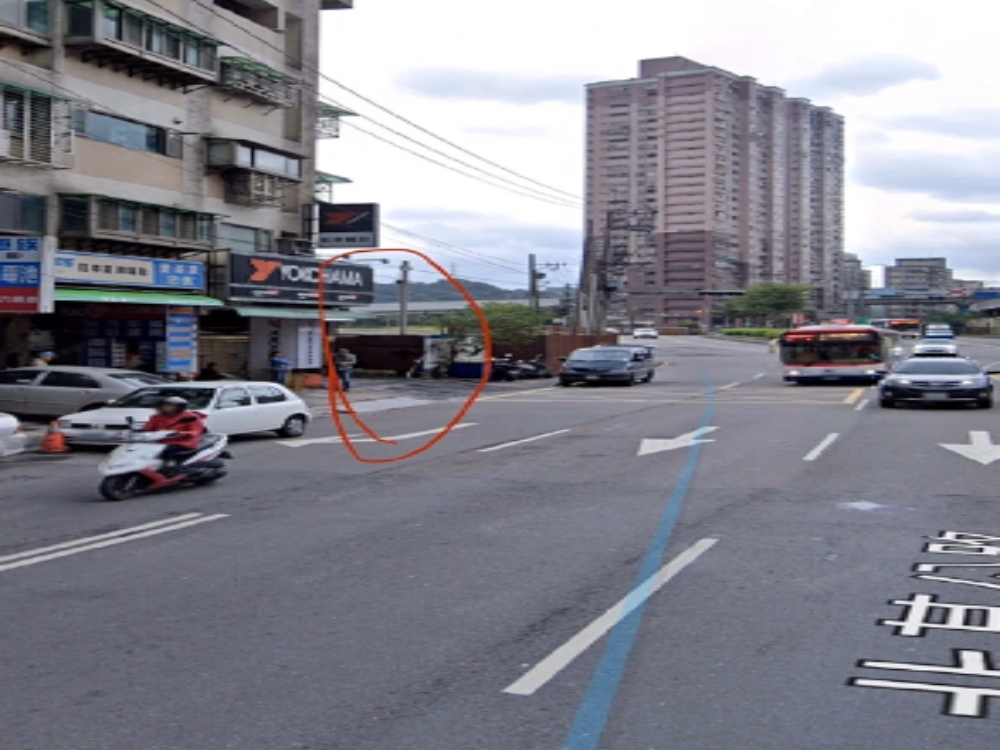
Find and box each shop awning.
[234,306,360,322]
[55,289,224,306]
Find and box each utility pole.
[398,260,411,335]
[528,254,540,312]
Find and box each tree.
[436,303,550,345]
[738,284,811,323]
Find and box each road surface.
[3,335,1000,749]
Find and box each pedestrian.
[334,347,357,391]
[196,361,224,381]
[270,351,292,385]
[30,351,56,367]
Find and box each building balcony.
[64,0,220,90]
[316,101,356,139]
[0,190,47,234]
[0,0,50,48]
[0,80,75,168]
[218,57,300,109]
[59,194,218,252]
[206,139,303,207]
[315,171,351,202]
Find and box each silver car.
[912,339,959,356]
[0,366,170,417]
[880,357,993,408]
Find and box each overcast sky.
[317,0,1000,289]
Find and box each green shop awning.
[55,289,224,306]
[235,307,359,322]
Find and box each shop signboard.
[54,251,205,291]
[297,324,322,368]
[316,203,379,249]
[0,236,55,313]
[164,307,198,374]
[228,252,375,305]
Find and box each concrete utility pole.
[528,254,540,312]
[398,260,412,335]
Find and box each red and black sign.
[228,252,375,305]
[317,203,380,249]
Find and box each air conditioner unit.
[276,238,313,256]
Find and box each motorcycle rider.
[143,396,206,474]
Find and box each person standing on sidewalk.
[30,351,56,367]
[270,352,292,385]
[334,348,357,391]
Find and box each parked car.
[56,382,311,443]
[879,357,993,408]
[594,343,656,361]
[633,328,660,339]
[0,366,170,417]
[0,412,27,458]
[558,346,656,386]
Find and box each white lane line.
[855,399,869,411]
[752,372,766,380]
[504,537,718,696]
[0,513,205,564]
[478,429,570,453]
[278,423,476,447]
[717,382,740,390]
[0,514,229,573]
[803,433,840,461]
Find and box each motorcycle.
[514,358,552,379]
[490,356,521,382]
[97,420,231,502]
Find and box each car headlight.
[864,369,877,375]
[610,369,629,374]
[892,379,912,385]
[788,370,801,376]
[960,379,979,385]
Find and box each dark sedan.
[558,347,655,386]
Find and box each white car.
[912,339,959,356]
[0,412,27,458]
[633,328,660,339]
[56,382,310,444]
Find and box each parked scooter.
[490,355,521,382]
[97,420,231,501]
[514,355,552,379]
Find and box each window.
[74,111,182,157]
[0,192,47,234]
[38,371,100,388]
[250,385,287,404]
[61,195,216,244]
[217,387,252,408]
[207,140,302,179]
[217,223,273,253]
[0,0,50,34]
[0,370,41,384]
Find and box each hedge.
[717,328,790,339]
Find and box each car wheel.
[978,396,994,409]
[644,371,654,383]
[276,415,308,438]
[879,397,896,408]
[624,374,637,387]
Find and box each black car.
[558,346,655,386]
[880,357,994,408]
[594,343,656,362]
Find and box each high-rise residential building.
[884,258,952,292]
[584,56,845,326]
[0,0,365,374]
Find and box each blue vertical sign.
[0,236,54,313]
[165,306,197,374]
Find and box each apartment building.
[585,56,845,326]
[0,0,364,374]
[884,258,952,292]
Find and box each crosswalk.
[483,384,868,407]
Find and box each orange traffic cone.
[39,422,69,453]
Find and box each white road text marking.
[504,538,718,696]
[803,433,840,461]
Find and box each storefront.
[200,250,374,379]
[30,251,221,374]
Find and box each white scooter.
[98,419,231,501]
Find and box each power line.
[381,222,526,273]
[143,0,582,206]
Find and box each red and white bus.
[779,325,901,384]
[868,318,921,338]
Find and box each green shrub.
[717,328,790,339]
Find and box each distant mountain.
[373,279,530,303]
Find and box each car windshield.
[894,360,980,375]
[107,372,171,385]
[109,387,216,409]
[569,349,631,362]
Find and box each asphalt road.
[4,335,1000,749]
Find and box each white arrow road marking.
[0,513,229,574]
[637,426,719,457]
[940,431,1000,465]
[277,422,476,447]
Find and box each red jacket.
[144,411,206,450]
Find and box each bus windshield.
[780,333,884,366]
